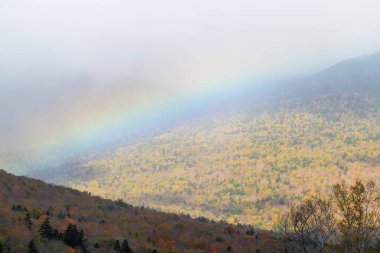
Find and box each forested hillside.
[0,170,279,253]
[39,53,380,229]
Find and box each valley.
[41,53,380,229]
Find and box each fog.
[1,0,380,153]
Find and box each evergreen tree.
[58,210,65,220]
[0,241,3,253]
[45,206,53,216]
[121,239,133,253]
[78,229,84,244]
[63,224,85,248]
[64,224,78,247]
[52,228,60,239]
[114,240,121,252]
[4,237,11,253]
[78,229,88,253]
[24,211,33,230]
[28,240,38,253]
[39,217,53,239]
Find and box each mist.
[1,0,380,154]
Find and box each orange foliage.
[38,214,49,222]
[208,243,220,253]
[64,217,77,225]
[66,246,76,253]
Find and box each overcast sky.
[1,0,380,152]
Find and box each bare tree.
[278,202,311,253]
[332,181,380,253]
[277,180,380,253]
[278,198,335,253]
[307,198,336,253]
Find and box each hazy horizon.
[1,0,380,155]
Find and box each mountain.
[33,53,380,229]
[274,52,380,110]
[0,170,279,253]
[314,52,380,85]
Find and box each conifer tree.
[28,240,38,253]
[39,217,53,239]
[4,238,11,253]
[64,224,85,249]
[114,240,121,252]
[24,211,33,230]
[64,224,78,247]
[78,229,88,253]
[121,239,133,253]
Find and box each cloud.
[0,0,380,152]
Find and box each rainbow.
[13,70,274,174]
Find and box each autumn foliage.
[0,170,278,252]
[278,180,380,253]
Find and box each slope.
[0,170,280,253]
[35,52,380,229]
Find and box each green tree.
[39,217,53,239]
[64,224,78,247]
[114,240,121,252]
[121,239,133,253]
[28,240,38,253]
[63,224,85,249]
[24,211,33,230]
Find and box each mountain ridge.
[0,169,279,252]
